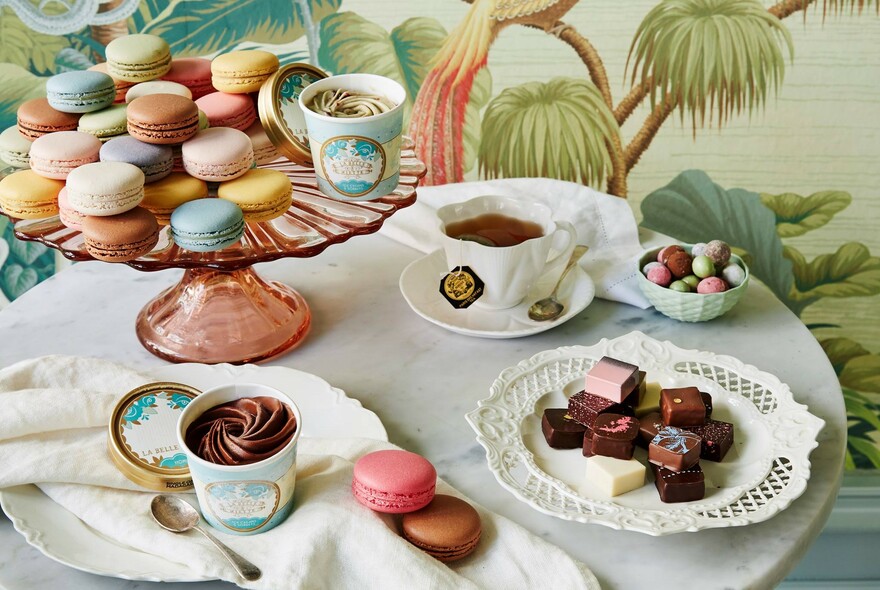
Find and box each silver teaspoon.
[150,494,262,582]
[528,245,590,321]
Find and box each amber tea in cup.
[444,213,544,247]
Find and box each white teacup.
[437,196,577,310]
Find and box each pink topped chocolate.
[585,356,639,403]
[590,413,639,460]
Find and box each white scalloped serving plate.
[465,331,825,536]
[0,363,388,582]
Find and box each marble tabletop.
[0,234,845,590]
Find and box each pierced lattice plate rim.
[464,331,825,535]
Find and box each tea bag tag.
[439,265,484,309]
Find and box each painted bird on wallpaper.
[410,0,580,185]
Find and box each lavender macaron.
[100,136,173,183]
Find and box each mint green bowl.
[637,246,750,322]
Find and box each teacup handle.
[543,220,578,279]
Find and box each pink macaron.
[162,57,215,99]
[195,91,256,131]
[29,131,101,179]
[181,127,254,182]
[352,450,436,513]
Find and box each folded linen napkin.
[0,356,600,589]
[380,177,650,308]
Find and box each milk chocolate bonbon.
[660,387,706,427]
[649,426,701,472]
[590,413,639,460]
[651,462,705,503]
[637,411,664,449]
[541,409,587,449]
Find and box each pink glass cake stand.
[2,138,426,364]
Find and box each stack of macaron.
[351,449,482,562]
[0,33,292,263]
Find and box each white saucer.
[399,249,595,338]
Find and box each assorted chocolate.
[643,240,746,294]
[540,355,737,503]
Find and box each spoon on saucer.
[150,494,262,581]
[528,245,589,322]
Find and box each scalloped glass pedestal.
[1,139,426,364]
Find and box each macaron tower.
[4,32,296,262]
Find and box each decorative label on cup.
[318,136,386,197]
[439,265,484,309]
[205,480,281,533]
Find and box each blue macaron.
[46,71,116,114]
[100,136,173,183]
[170,198,245,252]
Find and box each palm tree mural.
[410,0,877,197]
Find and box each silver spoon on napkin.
[150,494,262,581]
[528,245,589,321]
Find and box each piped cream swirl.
[185,396,297,466]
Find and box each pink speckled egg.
[697,276,729,294]
[647,265,673,287]
[643,261,664,276]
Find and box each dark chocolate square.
[660,387,706,427]
[590,413,638,460]
[541,409,587,449]
[686,419,734,462]
[650,462,705,503]
[649,426,701,472]
[637,411,664,449]
[567,390,633,430]
[582,426,594,457]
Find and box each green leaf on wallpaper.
[820,337,871,375]
[0,7,67,75]
[55,48,95,74]
[9,238,46,266]
[841,354,880,395]
[784,243,880,304]
[0,64,47,131]
[0,264,38,301]
[846,389,880,432]
[142,0,342,56]
[318,13,492,172]
[640,170,792,302]
[479,78,619,187]
[760,190,852,238]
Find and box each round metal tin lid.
[108,382,200,492]
[258,62,328,167]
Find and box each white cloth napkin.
[0,356,600,589]
[380,177,650,308]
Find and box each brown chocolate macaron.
[127,94,200,144]
[665,250,693,278]
[401,494,482,562]
[17,98,81,140]
[81,206,159,262]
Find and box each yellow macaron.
[0,169,63,219]
[217,168,292,222]
[211,50,279,94]
[142,172,208,224]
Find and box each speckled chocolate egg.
[647,265,673,287]
[704,240,731,266]
[643,261,664,276]
[657,244,685,264]
[722,263,746,287]
[691,242,708,257]
[665,250,692,278]
[697,276,729,294]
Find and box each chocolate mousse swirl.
[185,397,297,466]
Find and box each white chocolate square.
[585,455,646,497]
[635,382,662,418]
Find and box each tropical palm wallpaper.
[0,0,878,470]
